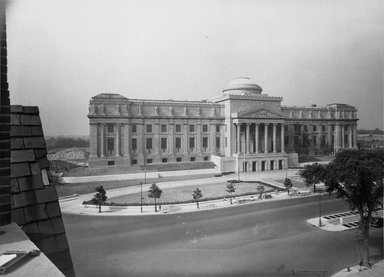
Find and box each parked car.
[371,217,383,228]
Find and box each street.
[63,196,383,277]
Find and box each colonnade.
[233,122,285,154]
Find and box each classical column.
[264,123,268,153]
[89,124,98,158]
[183,123,188,154]
[123,123,131,158]
[246,123,250,154]
[137,123,144,163]
[349,125,353,148]
[115,124,120,157]
[353,125,357,148]
[154,123,159,154]
[281,123,285,153]
[327,124,332,148]
[100,124,105,158]
[273,123,277,153]
[169,123,174,154]
[255,123,259,154]
[335,124,341,152]
[236,123,241,154]
[341,124,345,149]
[196,123,202,154]
[210,124,216,153]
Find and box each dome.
[223,77,262,95]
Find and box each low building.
[88,77,358,172]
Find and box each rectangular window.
[108,160,115,166]
[176,157,182,162]
[189,125,195,132]
[322,125,326,132]
[176,124,181,133]
[161,124,167,132]
[313,125,317,131]
[189,137,195,148]
[284,125,288,132]
[147,159,153,164]
[132,159,137,165]
[107,124,114,133]
[204,156,209,161]
[132,124,137,133]
[190,157,196,162]
[175,137,181,149]
[107,138,114,151]
[146,138,152,150]
[203,124,208,132]
[216,124,221,133]
[304,125,308,132]
[132,138,137,150]
[162,158,167,163]
[216,137,220,148]
[332,125,335,132]
[202,137,208,148]
[161,137,167,150]
[146,124,152,133]
[225,137,227,147]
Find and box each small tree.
[192,187,203,209]
[148,183,163,212]
[299,163,327,192]
[284,178,293,195]
[257,185,265,199]
[92,186,107,213]
[226,182,236,204]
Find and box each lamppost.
[138,181,143,213]
[319,192,323,227]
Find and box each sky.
[5,0,384,136]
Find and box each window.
[107,124,114,133]
[146,124,152,133]
[175,124,181,133]
[107,138,114,152]
[161,138,167,150]
[146,138,152,150]
[313,125,317,131]
[107,161,115,166]
[216,137,220,148]
[216,124,221,133]
[190,157,195,162]
[304,125,308,132]
[176,157,182,162]
[204,156,209,161]
[203,124,208,132]
[202,137,208,148]
[161,124,167,132]
[147,159,153,164]
[225,137,227,147]
[162,158,167,163]
[132,124,137,133]
[331,125,335,132]
[322,125,326,132]
[294,125,300,132]
[284,125,288,132]
[189,125,195,132]
[189,137,195,149]
[132,138,137,151]
[132,159,137,165]
[175,137,181,149]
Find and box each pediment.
[235,107,287,119]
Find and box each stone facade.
[88,77,358,172]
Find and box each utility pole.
[139,182,143,213]
[319,193,322,227]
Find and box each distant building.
[88,77,358,172]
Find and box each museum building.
[88,77,358,172]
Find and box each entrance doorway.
[270,160,274,171]
[243,162,248,172]
[279,160,283,170]
[261,161,265,171]
[252,161,256,172]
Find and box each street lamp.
[319,192,323,227]
[138,181,143,213]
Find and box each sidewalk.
[59,169,308,216]
[331,260,384,277]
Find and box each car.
[371,217,383,228]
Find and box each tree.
[226,182,236,204]
[148,183,163,212]
[299,163,327,192]
[257,185,265,199]
[284,178,293,195]
[192,187,203,209]
[300,149,384,267]
[92,186,107,213]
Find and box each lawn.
[108,182,273,204]
[274,178,307,188]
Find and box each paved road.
[63,196,383,277]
